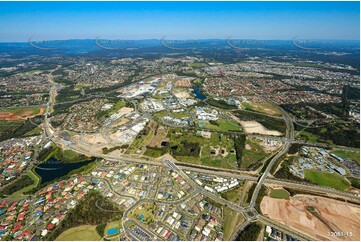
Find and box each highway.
[249,105,294,209]
[45,123,360,204]
[46,125,360,204]
[231,99,297,239]
[41,71,359,241]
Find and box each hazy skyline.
[0,1,359,42]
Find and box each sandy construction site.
[175,79,192,87]
[239,121,282,136]
[173,90,190,98]
[261,195,360,241]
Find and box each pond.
[193,85,207,100]
[35,157,93,184]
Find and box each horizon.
[0,1,359,42]
[1,38,360,44]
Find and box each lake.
[35,157,93,184]
[193,85,207,100]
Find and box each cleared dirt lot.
[148,125,168,148]
[0,112,18,120]
[261,195,360,241]
[0,107,44,120]
[240,121,282,136]
[173,90,190,98]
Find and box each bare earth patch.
[0,112,18,120]
[0,107,44,120]
[239,121,282,136]
[173,90,190,98]
[117,106,134,115]
[261,195,360,241]
[149,125,168,148]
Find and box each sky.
[0,1,359,42]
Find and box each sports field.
[221,185,244,203]
[55,225,101,241]
[204,119,241,132]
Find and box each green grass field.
[105,221,121,237]
[95,100,127,122]
[74,83,90,90]
[0,107,41,116]
[204,119,241,132]
[112,101,126,111]
[0,120,22,137]
[304,170,350,191]
[221,185,243,203]
[200,157,236,169]
[332,149,360,164]
[153,110,168,119]
[41,146,91,163]
[130,202,156,225]
[241,102,281,116]
[26,69,44,73]
[154,110,190,119]
[55,225,101,241]
[298,131,320,143]
[23,127,43,136]
[270,189,289,199]
[223,206,245,241]
[241,139,269,169]
[54,148,91,163]
[143,147,165,157]
[128,128,155,153]
[9,170,41,198]
[70,161,98,175]
[194,78,204,84]
[170,130,238,169]
[188,62,208,68]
